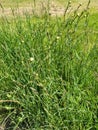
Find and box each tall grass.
[0,1,98,129]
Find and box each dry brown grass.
[0,0,98,17]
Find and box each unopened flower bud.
[29,57,34,62]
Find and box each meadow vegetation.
[0,0,98,129]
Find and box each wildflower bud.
[33,72,39,79]
[77,13,80,16]
[69,1,71,4]
[29,57,34,62]
[79,3,82,6]
[49,12,51,16]
[56,36,60,40]
[21,40,24,43]
[84,14,87,17]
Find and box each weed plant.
[0,1,98,129]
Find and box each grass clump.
[0,1,98,130]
